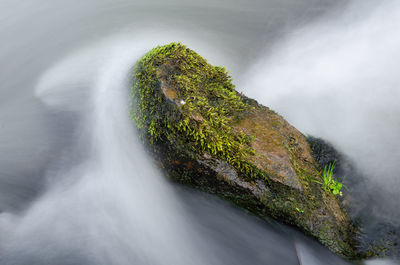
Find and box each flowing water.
[0,0,399,264]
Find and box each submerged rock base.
[131,43,357,258]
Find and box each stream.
[0,0,399,264]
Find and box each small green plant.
[295,207,304,213]
[314,161,346,196]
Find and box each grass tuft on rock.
[130,43,359,258]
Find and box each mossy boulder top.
[131,43,357,258]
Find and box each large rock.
[131,43,357,257]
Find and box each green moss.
[131,42,259,178]
[131,43,358,258]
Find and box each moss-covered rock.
[131,42,357,258]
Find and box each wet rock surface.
[131,43,357,257]
[308,136,400,259]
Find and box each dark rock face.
[131,43,357,257]
[307,136,400,259]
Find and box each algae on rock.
[131,42,358,258]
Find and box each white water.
[0,0,399,264]
[0,35,292,265]
[0,37,217,264]
[241,0,400,224]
